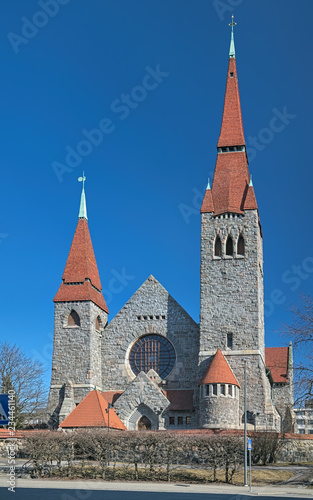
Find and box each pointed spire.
[54,174,109,313]
[229,15,236,58]
[202,18,258,216]
[206,178,211,190]
[249,176,253,187]
[78,173,88,220]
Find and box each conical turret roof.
[200,349,240,387]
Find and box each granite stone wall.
[47,300,108,425]
[101,275,200,392]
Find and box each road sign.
[0,394,9,425]
[247,438,252,450]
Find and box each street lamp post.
[243,358,248,487]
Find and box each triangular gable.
[106,275,198,329]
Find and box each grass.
[35,464,295,485]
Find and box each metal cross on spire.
[229,15,237,33]
[229,15,236,58]
[78,172,86,188]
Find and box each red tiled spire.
[59,390,126,429]
[201,20,258,216]
[54,182,109,313]
[200,349,240,387]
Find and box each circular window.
[129,334,175,379]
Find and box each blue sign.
[0,394,9,425]
[247,438,252,450]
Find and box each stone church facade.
[48,24,295,432]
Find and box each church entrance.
[138,415,152,430]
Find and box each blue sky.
[1,0,312,389]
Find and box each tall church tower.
[199,19,280,430]
[48,177,109,427]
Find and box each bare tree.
[281,293,313,403]
[0,342,47,428]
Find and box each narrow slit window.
[227,333,233,349]
[226,236,233,256]
[220,384,225,395]
[212,384,218,396]
[214,236,222,257]
[230,72,234,77]
[237,235,245,256]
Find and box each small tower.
[199,349,240,429]
[47,176,109,427]
[199,18,280,430]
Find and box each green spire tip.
[229,15,236,58]
[78,173,88,220]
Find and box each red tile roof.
[59,390,126,430]
[200,349,240,387]
[201,53,258,216]
[163,390,194,411]
[265,347,289,383]
[101,391,123,405]
[54,219,108,313]
[217,57,245,148]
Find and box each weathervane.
[78,172,86,189]
[229,15,237,33]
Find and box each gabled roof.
[265,347,289,384]
[54,218,108,313]
[163,390,194,411]
[200,349,240,387]
[59,390,126,429]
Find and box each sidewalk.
[0,475,312,497]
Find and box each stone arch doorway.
[138,415,152,430]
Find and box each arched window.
[68,310,80,327]
[95,316,101,331]
[226,236,233,256]
[214,236,222,257]
[237,235,245,256]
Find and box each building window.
[227,333,233,349]
[228,385,233,396]
[177,416,183,425]
[186,416,191,425]
[129,334,176,379]
[205,385,210,396]
[309,430,313,434]
[297,419,305,426]
[212,384,218,396]
[299,429,305,434]
[230,72,234,77]
[226,236,233,256]
[68,310,80,327]
[220,384,225,395]
[95,316,101,331]
[237,235,245,256]
[169,417,175,426]
[214,236,222,257]
[308,420,313,425]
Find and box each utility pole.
[243,358,248,487]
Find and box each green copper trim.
[78,173,88,220]
[229,15,236,59]
[206,178,211,190]
[249,176,253,187]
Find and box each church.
[47,20,295,433]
